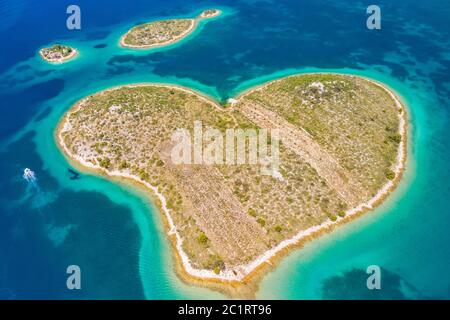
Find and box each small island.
[39,44,78,63]
[57,74,407,297]
[199,9,221,19]
[119,9,222,49]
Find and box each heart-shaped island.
[57,73,407,297]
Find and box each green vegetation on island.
[39,44,77,63]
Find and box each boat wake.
[21,168,54,210]
[23,168,38,189]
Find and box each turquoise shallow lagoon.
[0,0,449,299]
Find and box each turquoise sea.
[0,0,449,299]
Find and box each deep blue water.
[0,0,449,299]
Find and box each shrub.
[119,161,129,169]
[389,134,402,144]
[274,225,282,233]
[257,217,266,227]
[139,169,150,181]
[208,255,225,273]
[156,159,164,167]
[198,232,208,245]
[99,157,111,169]
[385,169,395,180]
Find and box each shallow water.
[0,0,449,299]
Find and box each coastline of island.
[119,9,222,49]
[55,74,408,298]
[39,44,78,63]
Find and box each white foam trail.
[22,168,49,210]
[23,168,40,194]
[23,168,37,183]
